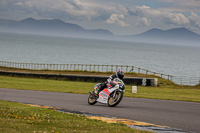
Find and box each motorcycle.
[88,78,125,107]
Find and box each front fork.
[112,90,117,99]
[112,90,123,101]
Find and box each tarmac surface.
[0,88,200,133]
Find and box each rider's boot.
[94,83,105,96]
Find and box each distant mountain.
[0,18,200,45]
[0,18,113,38]
[123,28,200,45]
[137,28,200,39]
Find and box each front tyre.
[108,91,123,107]
[88,94,97,105]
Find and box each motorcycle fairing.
[97,86,118,103]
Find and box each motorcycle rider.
[94,69,124,95]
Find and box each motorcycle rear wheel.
[108,91,123,107]
[88,94,97,105]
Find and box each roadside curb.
[25,103,189,133]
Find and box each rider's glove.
[107,78,111,83]
[110,81,116,87]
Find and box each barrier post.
[138,68,140,74]
[132,86,137,93]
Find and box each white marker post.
[132,86,137,93]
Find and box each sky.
[0,0,200,35]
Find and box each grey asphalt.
[0,88,199,133]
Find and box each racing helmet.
[116,69,124,80]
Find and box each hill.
[0,18,200,45]
[123,28,200,45]
[0,18,113,38]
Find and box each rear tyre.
[108,91,123,107]
[88,94,97,105]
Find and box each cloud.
[189,12,200,27]
[0,0,110,20]
[187,12,200,33]
[106,14,129,27]
[154,0,200,12]
[0,0,196,26]
[136,17,151,26]
[0,0,200,34]
[13,0,101,20]
[128,5,190,26]
[125,5,200,33]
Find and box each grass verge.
[0,66,178,87]
[0,75,200,102]
[0,100,150,133]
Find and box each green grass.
[0,75,94,93]
[126,87,200,102]
[0,100,150,133]
[0,75,200,102]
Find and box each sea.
[0,32,200,79]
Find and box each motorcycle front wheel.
[88,94,97,105]
[108,91,123,107]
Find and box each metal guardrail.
[0,61,199,86]
[0,71,158,86]
[171,76,200,86]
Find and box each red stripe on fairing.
[103,92,109,96]
[107,84,112,88]
[99,94,108,100]
[103,89,111,94]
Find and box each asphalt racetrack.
[0,88,200,133]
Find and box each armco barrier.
[0,71,158,87]
[0,61,171,80]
